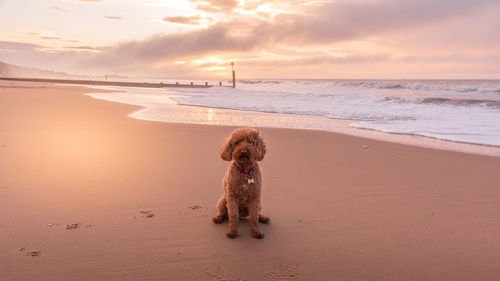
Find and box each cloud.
[255,0,498,45]
[88,0,496,65]
[26,31,40,36]
[189,0,238,13]
[84,23,253,67]
[295,53,391,65]
[63,39,82,43]
[162,15,212,25]
[0,40,111,75]
[45,4,70,13]
[41,36,62,40]
[378,4,500,54]
[0,41,41,52]
[58,0,104,3]
[104,16,122,20]
[397,54,500,64]
[67,45,108,51]
[0,41,63,69]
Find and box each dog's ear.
[219,135,233,161]
[255,131,266,161]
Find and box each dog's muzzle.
[240,150,249,159]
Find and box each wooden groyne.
[0,77,213,88]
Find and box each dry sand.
[1,81,499,281]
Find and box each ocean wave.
[419,98,500,108]
[379,96,500,109]
[329,80,500,94]
[238,80,282,84]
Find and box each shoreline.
[2,80,500,281]
[84,85,500,158]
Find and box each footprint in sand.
[19,248,41,257]
[263,263,301,281]
[205,264,246,281]
[65,223,81,230]
[25,250,41,257]
[177,205,207,216]
[64,223,92,229]
[140,210,155,218]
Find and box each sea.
[85,79,500,157]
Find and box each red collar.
[235,164,255,174]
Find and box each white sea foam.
[85,79,500,156]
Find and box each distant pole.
[231,62,235,88]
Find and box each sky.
[1,0,500,79]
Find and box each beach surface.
[1,81,499,281]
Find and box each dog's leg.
[226,198,239,238]
[248,201,264,239]
[257,202,270,223]
[212,196,228,224]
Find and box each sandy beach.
[1,80,500,281]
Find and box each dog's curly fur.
[213,128,270,239]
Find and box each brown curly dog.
[213,128,270,239]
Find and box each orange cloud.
[162,15,212,25]
[104,16,122,20]
[45,4,70,13]
[190,0,238,13]
[67,45,108,52]
[41,36,62,40]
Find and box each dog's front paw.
[226,230,239,239]
[212,216,225,224]
[258,215,270,224]
[251,230,265,239]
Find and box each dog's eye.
[234,140,241,145]
[248,140,255,144]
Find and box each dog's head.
[219,128,266,164]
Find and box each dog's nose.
[241,150,248,157]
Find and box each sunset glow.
[1,0,499,78]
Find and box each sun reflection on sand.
[206,108,215,123]
[189,106,228,125]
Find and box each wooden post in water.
[231,62,236,88]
